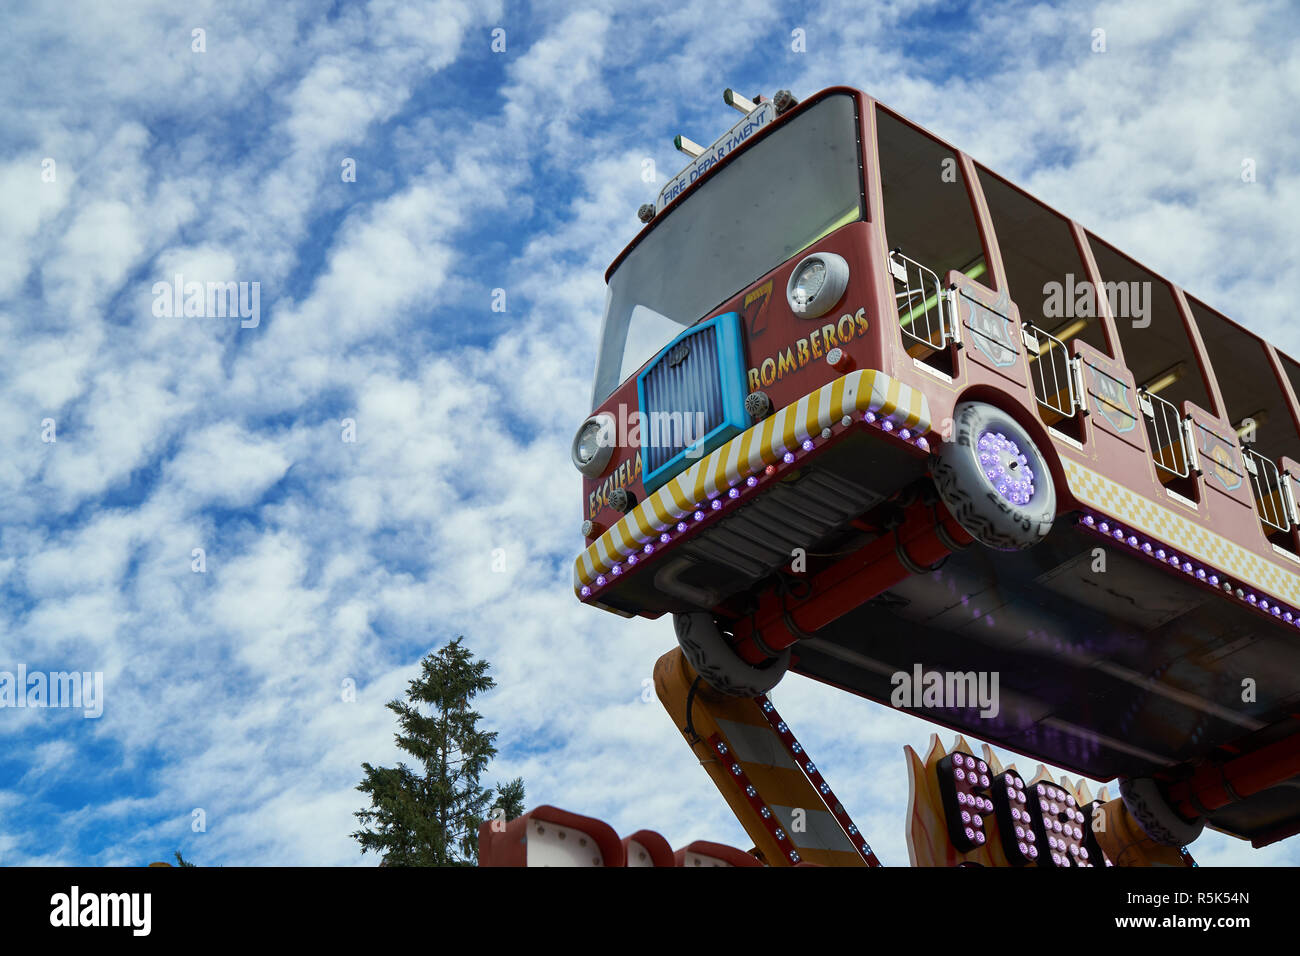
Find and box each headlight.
[786,252,849,318]
[571,414,615,478]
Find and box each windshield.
[591,93,863,405]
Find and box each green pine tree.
[352,637,525,866]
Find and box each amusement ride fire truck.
[521,85,1300,867]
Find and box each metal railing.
[1138,390,1191,479]
[1242,447,1294,534]
[1022,324,1080,421]
[890,250,953,356]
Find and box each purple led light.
[1113,529,1124,540]
[693,510,705,522]
[728,487,740,499]
[881,420,894,432]
[1170,555,1181,566]
[1182,561,1193,573]
[783,451,795,464]
[1196,568,1206,580]
[975,831,985,844]
[710,499,722,511]
[611,564,622,576]
[1142,542,1153,554]
[899,429,912,441]
[746,476,759,487]
[1209,574,1220,586]
[977,430,1035,506]
[916,436,930,452]
[1248,593,1258,604]
[580,585,591,598]
[1099,521,1110,534]
[1156,549,1167,560]
[864,411,877,423]
[1082,515,1096,527]
[660,532,670,544]
[1127,535,1139,547]
[643,543,654,555]
[676,521,688,533]
[595,575,607,587]
[627,554,637,566]
[801,438,814,452]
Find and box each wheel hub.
[977,430,1035,506]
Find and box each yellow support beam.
[653,649,872,867]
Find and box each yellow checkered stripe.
[1063,459,1300,606]
[574,369,931,593]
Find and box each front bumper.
[573,368,933,606]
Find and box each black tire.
[1120,777,1205,847]
[673,613,789,698]
[932,401,1056,550]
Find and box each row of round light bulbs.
[580,409,932,598]
[1080,513,1298,624]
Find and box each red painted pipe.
[730,498,973,664]
[1167,731,1300,819]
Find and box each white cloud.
[0,0,1296,870]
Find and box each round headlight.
[786,252,849,318]
[571,415,615,478]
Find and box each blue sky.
[2,0,1298,866]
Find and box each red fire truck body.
[569,86,1300,850]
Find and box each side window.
[876,108,991,376]
[876,108,990,286]
[1279,351,1300,417]
[1091,237,1215,500]
[1191,300,1300,460]
[1192,299,1300,546]
[1090,238,1215,413]
[978,169,1112,359]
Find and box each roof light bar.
[673,134,704,158]
[723,88,757,114]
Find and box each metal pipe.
[1166,731,1300,819]
[730,498,972,663]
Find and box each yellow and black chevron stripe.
[574,369,932,594]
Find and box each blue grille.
[637,312,747,494]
